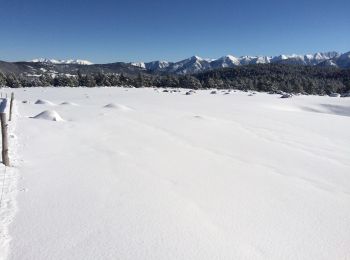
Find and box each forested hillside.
[1,64,349,95]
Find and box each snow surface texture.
[1,87,350,260]
[0,101,19,260]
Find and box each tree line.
[1,64,350,95]
[196,64,350,95]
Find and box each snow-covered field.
[1,87,350,259]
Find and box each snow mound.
[103,103,131,111]
[301,104,350,117]
[35,99,55,105]
[32,110,64,121]
[281,94,292,98]
[60,101,78,106]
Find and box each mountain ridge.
[130,51,346,74]
[30,58,93,65]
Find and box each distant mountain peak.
[191,55,203,60]
[224,54,237,59]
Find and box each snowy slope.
[334,51,350,68]
[210,55,241,68]
[2,88,350,260]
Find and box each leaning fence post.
[0,113,9,166]
[9,93,14,121]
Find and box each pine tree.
[80,75,96,87]
[39,74,53,86]
[6,73,21,88]
[135,73,144,88]
[0,72,6,87]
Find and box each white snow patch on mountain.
[30,58,93,65]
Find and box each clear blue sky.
[0,0,349,63]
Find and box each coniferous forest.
[1,64,349,95]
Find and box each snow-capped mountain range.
[1,51,346,77]
[30,58,93,65]
[131,51,350,74]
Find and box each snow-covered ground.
[1,87,350,259]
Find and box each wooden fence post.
[0,113,9,166]
[9,93,14,121]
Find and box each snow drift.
[34,99,55,105]
[60,101,78,106]
[103,103,131,110]
[32,110,64,121]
